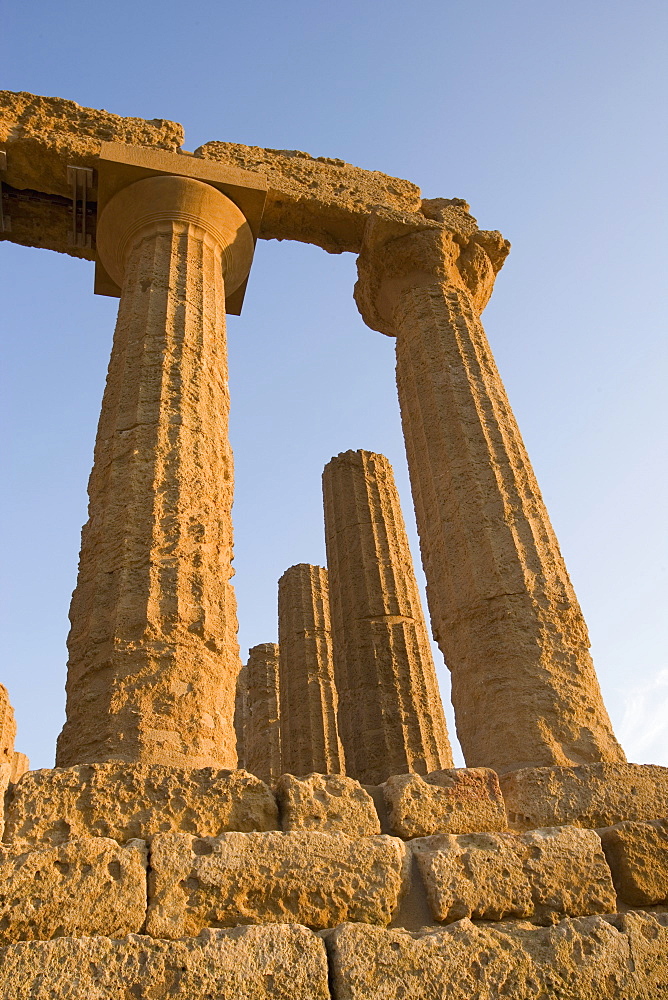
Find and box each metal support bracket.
[67,165,94,248]
[0,151,10,233]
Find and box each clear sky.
[1,0,666,770]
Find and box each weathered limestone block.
[0,836,146,944]
[412,826,615,925]
[244,643,282,784]
[354,206,625,774]
[383,768,507,839]
[599,819,668,906]
[278,564,344,775]
[147,830,407,937]
[196,141,421,253]
[0,90,183,259]
[0,924,330,1000]
[56,175,254,769]
[277,773,380,835]
[326,911,668,1000]
[3,764,278,849]
[323,450,452,784]
[0,682,16,765]
[501,762,668,830]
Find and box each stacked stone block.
[277,565,344,776]
[323,449,452,784]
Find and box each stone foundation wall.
[0,762,667,997]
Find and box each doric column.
[56,174,255,768]
[243,643,282,784]
[0,682,17,766]
[234,662,248,769]
[354,201,625,773]
[323,449,453,784]
[277,564,344,775]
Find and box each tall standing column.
[278,564,344,775]
[244,643,282,784]
[354,202,626,774]
[56,174,255,768]
[323,449,452,784]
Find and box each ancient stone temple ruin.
[1,89,667,998]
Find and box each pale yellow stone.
[0,924,330,1000]
[234,661,248,769]
[277,773,380,835]
[278,565,344,775]
[383,768,507,839]
[323,450,452,784]
[56,175,254,769]
[412,826,615,925]
[0,836,146,944]
[244,644,282,784]
[3,763,278,850]
[146,830,407,937]
[326,912,668,1000]
[501,762,668,829]
[599,819,668,906]
[0,89,421,261]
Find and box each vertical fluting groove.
[393,280,625,772]
[278,564,344,776]
[242,643,282,784]
[323,449,452,784]
[57,219,240,769]
[0,683,16,765]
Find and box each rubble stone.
[3,763,278,849]
[0,836,146,944]
[599,819,668,906]
[326,911,668,999]
[501,762,668,830]
[277,773,380,835]
[0,924,330,1000]
[383,768,507,839]
[412,826,615,925]
[146,830,406,937]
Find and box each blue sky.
[1,0,666,769]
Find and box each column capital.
[96,173,255,299]
[354,202,510,335]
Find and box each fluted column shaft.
[243,643,282,784]
[0,683,16,766]
[355,204,625,773]
[278,564,344,775]
[57,175,255,768]
[323,449,452,784]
